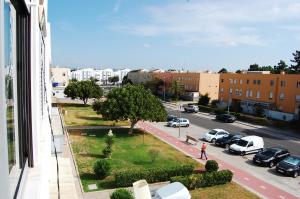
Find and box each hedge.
[170,170,233,190]
[114,164,194,187]
[110,189,134,199]
[198,105,215,113]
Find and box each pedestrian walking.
[200,142,208,160]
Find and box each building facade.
[50,67,71,87]
[71,68,131,85]
[0,0,53,198]
[219,71,300,120]
[128,70,220,100]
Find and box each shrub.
[214,108,226,115]
[103,146,112,158]
[94,159,111,179]
[110,189,134,199]
[170,174,201,190]
[148,149,160,163]
[170,170,233,190]
[205,160,219,172]
[105,134,114,146]
[114,164,194,187]
[198,105,214,113]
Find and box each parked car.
[215,134,243,149]
[253,147,290,168]
[276,156,300,178]
[215,114,236,123]
[229,136,264,156]
[167,118,190,127]
[167,115,177,122]
[183,104,199,113]
[202,129,230,143]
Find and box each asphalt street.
[166,108,300,156]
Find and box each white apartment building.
[71,68,131,85]
[50,67,71,87]
[0,0,54,198]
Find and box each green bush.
[105,134,114,146]
[170,170,233,190]
[201,170,233,187]
[103,146,112,158]
[110,189,134,199]
[114,164,194,187]
[214,108,226,115]
[170,174,201,190]
[198,105,214,113]
[205,160,219,172]
[94,159,111,179]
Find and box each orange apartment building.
[152,71,220,100]
[219,71,300,120]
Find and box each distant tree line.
[219,50,300,74]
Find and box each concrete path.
[138,121,300,199]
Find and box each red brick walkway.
[138,121,299,199]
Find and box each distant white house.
[70,68,131,85]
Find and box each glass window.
[246,79,249,84]
[270,80,274,86]
[280,80,285,87]
[256,91,260,98]
[257,80,261,85]
[229,88,232,94]
[279,93,285,100]
[4,0,16,175]
[253,80,256,84]
[269,92,273,99]
[297,81,300,88]
[240,79,243,84]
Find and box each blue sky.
[49,0,300,71]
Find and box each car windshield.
[232,135,242,139]
[283,156,300,166]
[208,130,218,135]
[236,139,248,147]
[261,149,276,157]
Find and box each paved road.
[166,107,300,156]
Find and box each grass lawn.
[191,183,260,199]
[59,103,129,126]
[69,128,202,192]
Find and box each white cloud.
[111,0,300,46]
[143,43,151,48]
[113,0,121,13]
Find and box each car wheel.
[225,144,230,150]
[211,139,216,144]
[186,124,189,127]
[269,161,275,168]
[172,124,176,128]
[241,151,246,156]
[293,171,298,178]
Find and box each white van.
[229,136,264,156]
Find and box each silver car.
[167,118,190,127]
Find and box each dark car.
[167,115,177,122]
[215,134,243,149]
[276,156,300,178]
[253,147,290,168]
[215,114,236,123]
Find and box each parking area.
[150,121,300,198]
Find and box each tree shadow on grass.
[133,159,151,165]
[80,172,97,181]
[97,178,116,189]
[78,153,105,159]
[77,116,103,121]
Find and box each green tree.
[143,78,164,96]
[218,68,228,73]
[169,81,184,101]
[64,81,79,100]
[235,70,242,74]
[108,76,120,85]
[274,60,288,74]
[64,80,103,104]
[121,75,132,85]
[93,84,167,134]
[248,64,260,71]
[198,93,210,106]
[290,50,300,73]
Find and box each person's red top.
[201,143,207,151]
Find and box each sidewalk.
[138,121,300,199]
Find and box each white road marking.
[243,177,250,181]
[259,185,266,190]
